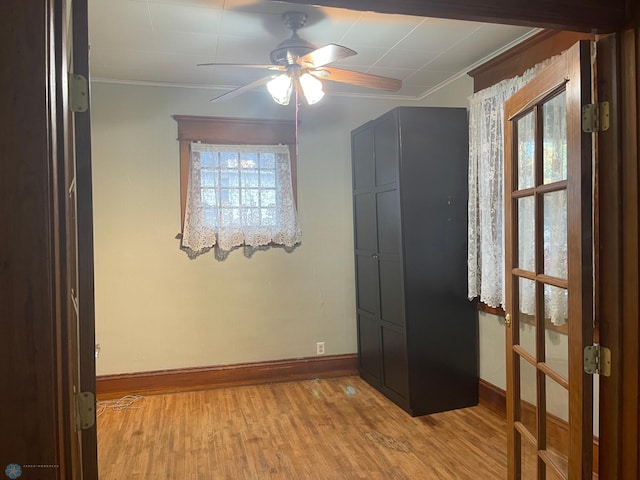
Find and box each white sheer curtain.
[541,93,569,325]
[181,143,301,255]
[468,57,568,325]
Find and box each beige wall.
[95,75,577,423]
[90,78,472,376]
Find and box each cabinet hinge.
[584,344,611,377]
[581,101,609,133]
[69,73,89,112]
[75,391,96,430]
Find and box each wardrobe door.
[352,125,381,384]
[373,112,409,400]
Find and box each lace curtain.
[181,143,301,255]
[468,57,568,325]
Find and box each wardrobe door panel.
[356,255,378,316]
[381,326,409,398]
[379,259,404,327]
[358,314,381,382]
[376,189,401,254]
[352,127,375,191]
[374,113,399,186]
[354,193,376,252]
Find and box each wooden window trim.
[173,115,297,233]
[467,30,595,93]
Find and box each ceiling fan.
[198,11,402,106]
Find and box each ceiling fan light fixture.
[299,73,324,105]
[267,74,293,105]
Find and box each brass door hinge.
[69,73,89,112]
[582,102,609,133]
[584,344,611,377]
[75,391,95,430]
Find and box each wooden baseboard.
[96,353,358,400]
[479,378,599,474]
[478,378,507,416]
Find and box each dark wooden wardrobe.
[351,106,477,416]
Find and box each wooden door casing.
[0,2,64,477]
[72,0,98,475]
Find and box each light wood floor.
[97,376,508,479]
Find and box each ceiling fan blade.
[318,67,402,92]
[297,44,356,68]
[197,62,285,71]
[209,76,273,103]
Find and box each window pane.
[220,171,239,188]
[545,283,568,334]
[518,196,535,272]
[261,171,276,188]
[241,208,261,225]
[219,189,239,207]
[243,189,259,207]
[240,152,258,168]
[201,188,216,206]
[543,91,567,184]
[517,111,535,190]
[241,169,259,188]
[545,375,569,478]
[519,356,537,441]
[259,152,275,169]
[220,151,238,168]
[261,189,276,207]
[519,277,536,337]
[200,151,214,168]
[201,170,216,187]
[191,145,293,236]
[518,278,536,330]
[221,208,240,225]
[204,209,217,225]
[519,320,536,360]
[543,190,567,280]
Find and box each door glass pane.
[519,320,536,360]
[518,196,535,271]
[543,91,567,184]
[519,356,537,439]
[543,190,568,279]
[518,278,536,359]
[545,375,569,478]
[544,283,568,330]
[517,111,535,190]
[544,285,568,380]
[520,431,538,480]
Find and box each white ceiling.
[88,0,539,100]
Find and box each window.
[173,115,301,256]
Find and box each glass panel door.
[504,41,594,479]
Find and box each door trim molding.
[96,354,358,399]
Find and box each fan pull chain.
[295,89,299,158]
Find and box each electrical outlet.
[316,342,325,355]
[95,344,101,359]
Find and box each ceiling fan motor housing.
[270,12,316,66]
